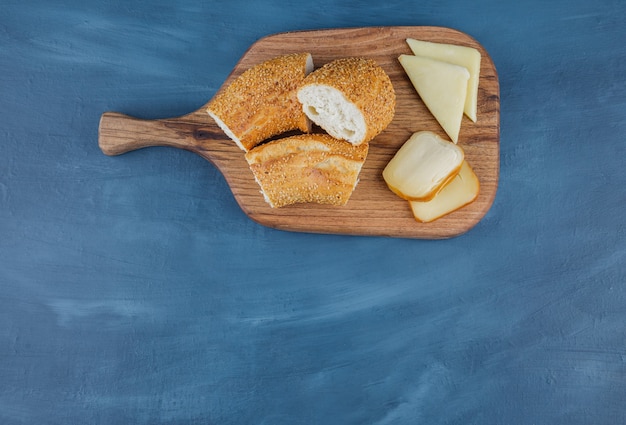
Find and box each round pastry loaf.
[297,57,396,146]
[207,52,314,152]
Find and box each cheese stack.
[383,131,479,222]
[399,39,481,143]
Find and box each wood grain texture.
[98,26,500,239]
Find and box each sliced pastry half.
[245,133,368,208]
[207,53,314,152]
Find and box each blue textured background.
[1,1,625,424]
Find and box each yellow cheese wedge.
[408,160,480,223]
[382,131,464,201]
[406,38,481,122]
[398,54,469,144]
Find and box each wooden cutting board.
[99,26,499,239]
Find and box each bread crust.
[207,53,313,152]
[245,133,368,207]
[298,57,396,145]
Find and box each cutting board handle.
[98,111,224,156]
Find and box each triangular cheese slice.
[406,38,481,122]
[399,54,470,144]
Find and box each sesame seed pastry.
[207,52,314,152]
[244,133,368,208]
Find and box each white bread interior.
[297,85,367,144]
[297,57,395,146]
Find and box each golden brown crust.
[299,57,396,144]
[245,133,369,208]
[207,53,312,151]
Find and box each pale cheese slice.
[408,160,479,223]
[406,38,481,122]
[382,131,464,201]
[398,54,470,144]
